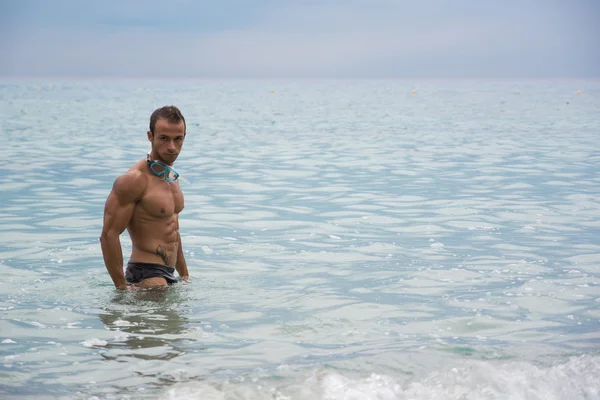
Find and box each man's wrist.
[114,279,128,289]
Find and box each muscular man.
[100,106,189,289]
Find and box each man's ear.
[147,131,153,141]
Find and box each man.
[100,105,189,289]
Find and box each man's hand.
[116,284,136,290]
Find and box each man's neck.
[149,152,173,166]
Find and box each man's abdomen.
[128,217,179,267]
[130,240,178,267]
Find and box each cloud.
[1,0,599,78]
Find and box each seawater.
[1,79,599,399]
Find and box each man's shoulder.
[112,167,147,202]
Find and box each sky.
[1,0,599,78]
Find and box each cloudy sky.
[1,0,598,78]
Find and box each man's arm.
[99,172,144,289]
[175,215,189,280]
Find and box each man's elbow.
[99,231,120,246]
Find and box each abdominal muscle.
[127,207,179,267]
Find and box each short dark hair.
[149,105,186,135]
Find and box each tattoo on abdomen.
[156,245,171,265]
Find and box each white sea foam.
[81,339,108,348]
[113,318,137,327]
[162,355,600,400]
[201,245,215,254]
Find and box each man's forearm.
[176,233,189,278]
[100,233,127,288]
[176,258,188,278]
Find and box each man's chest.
[138,183,184,217]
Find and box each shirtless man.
[100,106,189,289]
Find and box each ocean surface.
[1,79,599,399]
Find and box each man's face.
[148,118,186,165]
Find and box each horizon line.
[1,75,599,82]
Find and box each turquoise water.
[1,79,600,399]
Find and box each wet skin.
[100,119,189,289]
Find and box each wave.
[161,354,600,400]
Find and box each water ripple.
[1,79,599,398]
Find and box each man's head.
[147,106,186,165]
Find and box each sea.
[1,78,599,399]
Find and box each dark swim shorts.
[126,262,178,285]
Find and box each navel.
[161,208,165,214]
